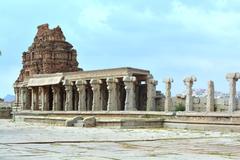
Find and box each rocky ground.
[0,119,240,160]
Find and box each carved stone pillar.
[163,77,173,112]
[123,76,137,111]
[90,79,102,111]
[183,76,197,112]
[206,80,215,112]
[14,87,20,109]
[146,76,158,111]
[107,77,119,111]
[39,86,49,111]
[226,73,240,112]
[76,80,87,111]
[63,80,73,111]
[52,86,61,111]
[30,87,39,111]
[20,87,27,110]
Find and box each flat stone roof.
[15,67,151,87]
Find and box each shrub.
[175,103,185,111]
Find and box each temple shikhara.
[14,24,157,112]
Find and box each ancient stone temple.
[14,24,156,112]
[16,24,80,82]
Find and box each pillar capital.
[163,77,173,84]
[123,76,136,83]
[63,79,72,86]
[90,79,102,85]
[226,72,240,81]
[183,76,197,85]
[76,80,87,86]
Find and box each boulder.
[83,116,96,127]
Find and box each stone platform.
[13,111,240,131]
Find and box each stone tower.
[16,23,81,82]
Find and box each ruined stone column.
[146,76,158,111]
[226,73,240,112]
[107,77,119,111]
[52,86,61,111]
[30,87,39,111]
[90,79,102,111]
[14,87,20,109]
[123,76,137,111]
[63,80,73,111]
[183,76,197,112]
[206,80,215,112]
[76,80,87,111]
[163,78,173,112]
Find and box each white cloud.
[168,0,240,37]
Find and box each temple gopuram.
[13,24,157,113]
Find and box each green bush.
[175,103,185,111]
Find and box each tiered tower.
[17,23,81,82]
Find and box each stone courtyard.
[0,119,240,160]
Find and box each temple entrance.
[48,86,53,111]
[86,81,93,111]
[27,89,32,110]
[60,85,64,111]
[137,81,147,111]
[101,79,108,111]
[118,79,126,111]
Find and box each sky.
[1,0,240,98]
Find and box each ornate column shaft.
[63,80,73,111]
[107,77,119,111]
[146,77,158,111]
[206,80,215,112]
[30,87,39,111]
[52,86,61,111]
[20,87,27,110]
[90,79,102,111]
[163,78,173,112]
[39,87,46,111]
[226,73,240,112]
[14,87,20,109]
[76,80,87,111]
[184,76,197,112]
[123,76,137,111]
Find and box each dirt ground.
[0,119,240,160]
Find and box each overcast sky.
[1,0,240,98]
